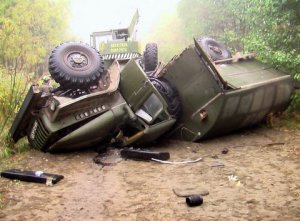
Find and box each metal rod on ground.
[151,157,203,165]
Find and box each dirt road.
[0,126,299,221]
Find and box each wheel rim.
[208,44,222,55]
[65,52,89,70]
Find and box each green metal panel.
[164,47,223,140]
[119,59,169,113]
[28,91,128,151]
[47,100,131,152]
[48,110,117,151]
[203,76,293,139]
[118,59,177,144]
[164,43,294,141]
[99,41,140,55]
[127,10,139,37]
[134,118,176,145]
[216,60,291,88]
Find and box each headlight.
[49,100,56,111]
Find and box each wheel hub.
[67,52,88,68]
[209,45,222,55]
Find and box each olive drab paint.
[9,38,296,152]
[161,39,294,141]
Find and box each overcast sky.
[70,0,180,43]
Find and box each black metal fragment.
[120,149,170,161]
[0,169,64,184]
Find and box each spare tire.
[48,42,104,89]
[149,77,181,119]
[143,43,158,72]
[198,37,232,61]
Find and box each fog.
[70,0,179,43]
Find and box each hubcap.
[67,52,88,68]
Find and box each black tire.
[198,37,232,61]
[143,43,158,72]
[149,77,181,119]
[48,42,104,89]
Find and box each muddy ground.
[0,125,299,221]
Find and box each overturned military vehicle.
[9,37,297,152]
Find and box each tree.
[0,0,70,71]
[176,0,300,111]
[0,0,71,138]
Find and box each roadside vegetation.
[145,0,300,112]
[0,0,299,159]
[0,0,70,158]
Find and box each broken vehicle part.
[222,147,229,154]
[120,149,170,161]
[0,169,64,185]
[186,195,204,207]
[151,157,203,165]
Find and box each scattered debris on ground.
[0,127,299,220]
[0,169,64,187]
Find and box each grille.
[29,119,50,150]
[103,53,140,60]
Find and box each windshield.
[94,34,113,44]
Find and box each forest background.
[0,0,299,158]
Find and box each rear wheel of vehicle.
[48,42,104,89]
[149,77,181,119]
[198,37,232,61]
[143,43,158,72]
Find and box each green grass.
[0,134,30,160]
[0,147,12,159]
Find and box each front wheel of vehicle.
[48,42,104,89]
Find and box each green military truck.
[9,37,297,152]
[90,10,158,72]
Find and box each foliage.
[0,67,30,133]
[0,0,70,72]
[143,13,189,62]
[0,0,71,158]
[0,65,32,157]
[149,0,300,111]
